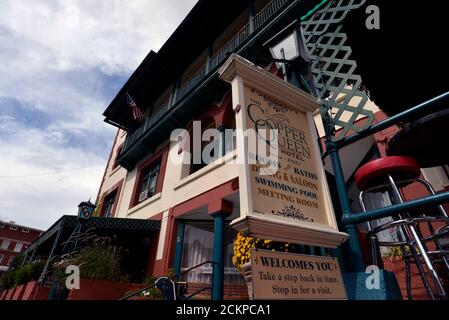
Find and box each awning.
[22,215,161,256]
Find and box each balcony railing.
[123,0,292,153]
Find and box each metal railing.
[254,0,289,29]
[324,90,449,273]
[176,64,207,103]
[119,260,217,300]
[122,0,293,153]
[123,99,171,150]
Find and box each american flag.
[126,92,144,121]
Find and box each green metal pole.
[173,220,185,277]
[337,91,449,149]
[344,190,449,225]
[327,140,365,272]
[211,211,226,300]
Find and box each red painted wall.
[0,222,42,274]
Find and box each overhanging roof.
[103,0,249,129]
[22,215,161,255]
[343,1,449,116]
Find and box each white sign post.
[219,54,348,248]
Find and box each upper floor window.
[22,228,30,233]
[190,119,217,174]
[9,226,17,231]
[102,191,117,218]
[14,242,23,253]
[138,162,161,203]
[112,145,124,170]
[7,256,14,266]
[0,224,4,228]
[0,254,4,264]
[1,240,11,250]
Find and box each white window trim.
[1,240,11,250]
[14,242,23,253]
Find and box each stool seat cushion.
[355,156,421,191]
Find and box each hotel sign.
[219,54,348,248]
[250,249,347,300]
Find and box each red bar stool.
[355,156,449,300]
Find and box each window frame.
[99,178,124,218]
[13,242,23,253]
[112,144,124,170]
[102,190,117,218]
[138,162,161,203]
[129,145,168,208]
[1,240,11,250]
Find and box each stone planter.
[5,288,15,300]
[21,281,50,300]
[67,278,146,300]
[11,284,25,300]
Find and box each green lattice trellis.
[302,0,374,141]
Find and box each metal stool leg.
[388,175,447,299]
[359,191,379,266]
[385,182,436,299]
[415,178,449,276]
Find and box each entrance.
[178,221,245,297]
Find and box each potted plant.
[125,276,163,300]
[48,233,139,300]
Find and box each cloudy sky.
[0,0,197,230]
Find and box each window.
[22,228,30,233]
[14,242,23,253]
[190,120,217,174]
[112,145,124,170]
[0,224,4,228]
[0,254,4,264]
[102,191,117,218]
[138,162,160,203]
[1,240,10,250]
[9,226,17,231]
[180,221,243,285]
[7,256,14,266]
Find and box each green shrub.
[0,260,45,289]
[70,244,123,281]
[0,270,17,290]
[14,265,32,286]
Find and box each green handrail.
[119,260,217,300]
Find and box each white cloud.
[0,0,197,229]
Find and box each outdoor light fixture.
[263,20,316,95]
[265,21,311,63]
[77,200,96,220]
